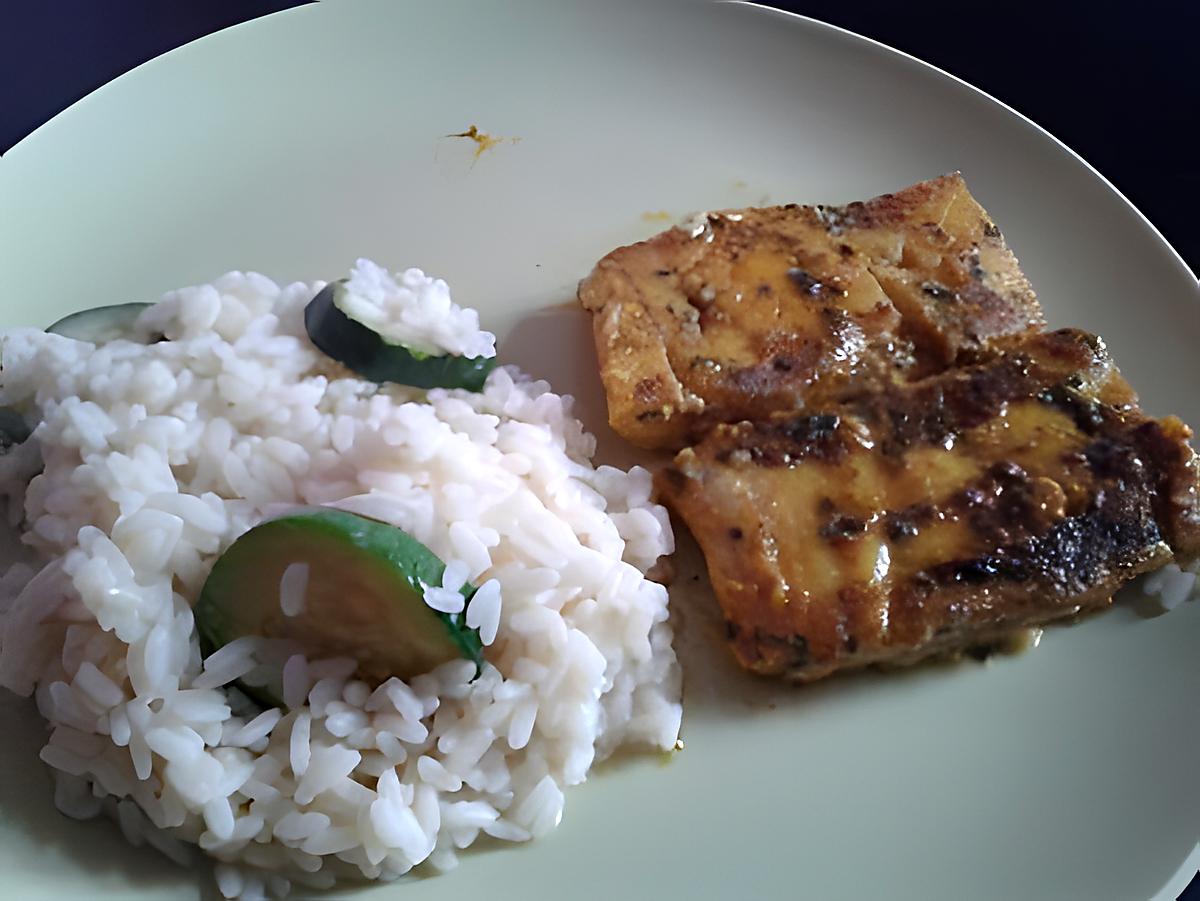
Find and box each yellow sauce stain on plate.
[640,210,673,223]
[446,125,519,162]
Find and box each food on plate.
[0,262,680,899]
[579,173,1200,681]
[657,328,1200,677]
[304,263,495,390]
[47,302,154,344]
[578,174,1042,450]
[194,508,485,707]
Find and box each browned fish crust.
[579,174,1042,450]
[582,175,1200,682]
[657,329,1200,679]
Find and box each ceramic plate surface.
[2,2,1198,898]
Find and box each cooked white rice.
[1142,561,1200,611]
[339,259,496,359]
[0,267,680,898]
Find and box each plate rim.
[1,3,1197,899]
[4,0,1197,288]
[729,0,1198,284]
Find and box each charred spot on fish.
[815,204,852,235]
[919,482,1162,598]
[655,269,672,277]
[729,527,744,540]
[659,467,688,491]
[962,486,987,506]
[787,268,824,297]
[982,219,1001,238]
[1039,384,1106,434]
[752,631,810,667]
[886,516,920,541]
[1079,332,1106,356]
[990,460,1028,482]
[1028,498,1162,595]
[787,634,810,666]
[958,558,1004,583]
[773,356,794,372]
[820,514,868,540]
[927,556,998,588]
[921,281,956,301]
[880,354,1049,453]
[1083,437,1142,481]
[633,377,662,405]
[909,571,937,596]
[730,344,819,396]
[963,462,1047,547]
[756,283,772,297]
[729,413,846,467]
[843,634,859,653]
[965,246,987,281]
[787,414,841,444]
[839,243,854,257]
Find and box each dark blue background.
[1,2,1198,898]
[4,1,1198,275]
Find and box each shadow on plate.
[498,299,649,474]
[0,693,215,898]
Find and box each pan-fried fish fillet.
[656,329,1200,679]
[579,174,1042,450]
[582,174,1200,683]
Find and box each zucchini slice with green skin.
[47,303,153,344]
[195,508,482,706]
[304,282,495,391]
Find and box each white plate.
[2,2,1198,899]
